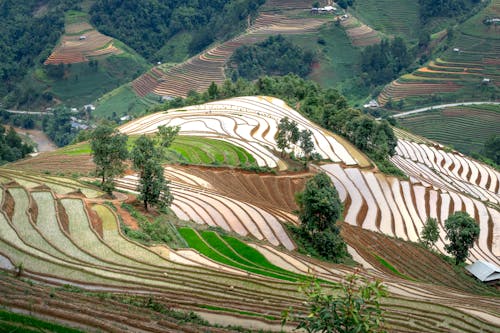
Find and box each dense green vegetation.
[0,126,34,165]
[0,308,84,333]
[89,0,265,61]
[229,35,314,80]
[42,107,80,147]
[120,203,188,249]
[444,211,480,265]
[418,0,481,24]
[361,38,412,87]
[0,0,75,101]
[291,173,349,263]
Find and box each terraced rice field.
[351,0,420,39]
[319,161,500,266]
[132,4,332,98]
[378,1,500,107]
[398,104,500,155]
[119,96,368,169]
[44,21,121,65]
[341,15,381,47]
[0,162,499,331]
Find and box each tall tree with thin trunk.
[90,125,128,195]
[421,217,439,249]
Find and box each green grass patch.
[178,227,298,281]
[94,84,155,119]
[374,254,415,280]
[198,304,277,321]
[0,309,84,333]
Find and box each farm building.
[466,261,500,282]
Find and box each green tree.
[299,129,315,165]
[90,125,129,195]
[283,273,387,333]
[421,217,439,248]
[131,135,173,211]
[444,212,480,265]
[277,117,299,157]
[295,172,348,262]
[483,135,500,165]
[156,125,180,150]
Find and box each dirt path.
[13,128,57,152]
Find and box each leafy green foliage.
[90,125,128,194]
[41,107,78,147]
[89,0,264,60]
[283,273,387,333]
[0,1,74,101]
[418,0,481,24]
[229,35,314,80]
[294,173,349,262]
[360,38,412,88]
[421,217,439,249]
[276,116,300,156]
[483,135,500,165]
[0,126,33,165]
[120,203,187,248]
[131,134,174,211]
[444,211,480,265]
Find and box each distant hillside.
[378,0,499,109]
[89,0,265,62]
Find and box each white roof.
[466,261,500,282]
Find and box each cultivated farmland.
[378,0,500,108]
[44,14,121,65]
[0,167,499,332]
[398,104,500,156]
[119,96,369,169]
[132,2,333,98]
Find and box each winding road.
[382,101,500,119]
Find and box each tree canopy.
[90,0,264,60]
[444,211,480,265]
[421,217,439,249]
[284,273,387,333]
[0,126,33,165]
[90,125,128,195]
[229,35,314,80]
[294,172,348,262]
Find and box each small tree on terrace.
[295,172,348,262]
[421,217,439,249]
[277,116,300,157]
[299,129,315,165]
[131,126,178,211]
[444,211,480,265]
[90,125,128,195]
[283,272,387,333]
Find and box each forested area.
[42,108,79,147]
[418,0,481,23]
[360,38,412,88]
[152,75,398,172]
[0,126,33,165]
[0,0,79,100]
[90,0,265,61]
[229,35,315,81]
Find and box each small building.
[363,99,380,108]
[482,78,491,84]
[466,261,500,282]
[120,115,132,122]
[79,35,87,40]
[83,104,96,111]
[453,48,460,52]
